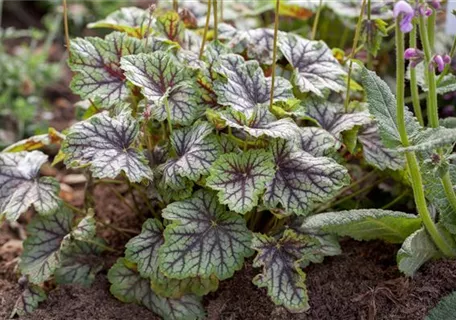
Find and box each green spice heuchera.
[3,1,456,319]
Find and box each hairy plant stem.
[269,0,280,111]
[409,25,424,126]
[311,0,323,40]
[366,0,373,69]
[427,9,435,50]
[199,0,212,59]
[63,0,71,58]
[213,0,218,41]
[396,21,455,257]
[344,0,366,112]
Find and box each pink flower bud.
[443,54,452,64]
[430,0,441,10]
[433,55,445,72]
[394,1,415,33]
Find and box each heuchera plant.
[2,0,456,319]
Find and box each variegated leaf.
[159,190,253,280]
[305,98,371,141]
[252,230,318,312]
[206,150,275,214]
[358,123,405,171]
[220,107,300,140]
[69,32,144,108]
[20,208,73,284]
[108,258,205,320]
[264,139,349,215]
[213,53,293,115]
[0,151,60,222]
[294,127,338,157]
[121,51,202,125]
[10,283,46,317]
[158,122,219,188]
[279,33,346,96]
[88,7,149,35]
[62,112,153,183]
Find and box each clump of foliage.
[2,0,456,319]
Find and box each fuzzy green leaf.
[0,151,60,222]
[69,32,144,107]
[158,122,219,188]
[20,208,73,284]
[10,283,46,317]
[279,34,346,96]
[213,53,293,115]
[305,98,371,141]
[426,291,456,320]
[121,51,202,125]
[220,107,300,140]
[62,112,153,183]
[55,238,104,287]
[159,190,253,280]
[358,123,405,170]
[264,139,349,215]
[401,127,456,152]
[252,230,318,312]
[206,150,276,214]
[88,7,149,34]
[108,258,205,320]
[397,228,439,276]
[360,67,421,148]
[294,127,338,157]
[407,62,456,95]
[301,209,421,243]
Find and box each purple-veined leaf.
[305,98,371,141]
[19,207,73,284]
[70,214,97,241]
[358,122,405,170]
[294,127,338,157]
[206,150,275,214]
[121,51,202,125]
[158,122,220,188]
[125,218,218,298]
[264,139,349,215]
[0,151,60,222]
[220,107,301,140]
[69,32,144,108]
[252,229,318,312]
[88,7,150,35]
[213,53,293,115]
[155,11,185,45]
[62,111,153,183]
[219,24,279,64]
[159,190,253,280]
[10,283,46,317]
[108,258,205,320]
[279,33,346,96]
[55,238,105,287]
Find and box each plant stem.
[173,0,178,11]
[63,201,85,215]
[62,0,71,58]
[366,0,373,69]
[311,0,323,40]
[437,36,456,84]
[269,0,280,111]
[396,21,455,257]
[381,190,408,209]
[409,25,424,126]
[427,9,435,50]
[164,96,173,136]
[213,0,218,41]
[109,186,138,215]
[199,0,212,59]
[344,0,367,112]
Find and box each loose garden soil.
[1,183,456,320]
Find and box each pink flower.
[431,55,452,73]
[393,1,414,33]
[404,48,424,67]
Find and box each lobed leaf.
[20,207,73,284]
[300,209,422,243]
[264,139,349,215]
[0,151,60,222]
[252,230,318,312]
[293,127,338,157]
[279,33,346,96]
[401,127,456,152]
[206,150,276,214]
[213,53,293,115]
[69,32,144,107]
[220,107,301,140]
[121,51,202,125]
[159,190,253,280]
[62,111,153,183]
[108,258,205,320]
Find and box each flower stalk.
[199,0,212,59]
[408,25,424,126]
[269,0,280,111]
